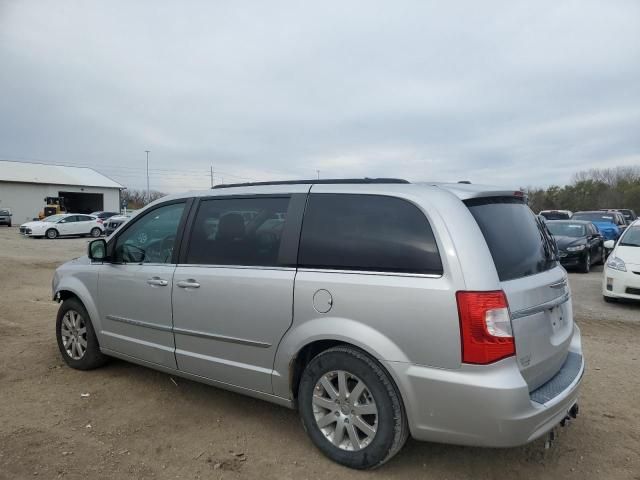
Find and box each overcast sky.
[1,1,639,193]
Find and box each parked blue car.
[572,211,621,241]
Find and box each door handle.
[176,279,200,289]
[147,277,169,287]
[549,279,567,289]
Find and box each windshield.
[42,214,66,223]
[547,222,586,237]
[573,212,615,223]
[619,226,640,247]
[0,209,10,215]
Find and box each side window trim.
[106,198,193,264]
[297,266,443,279]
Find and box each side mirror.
[603,240,615,249]
[88,239,107,261]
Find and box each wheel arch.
[273,317,411,405]
[54,282,102,334]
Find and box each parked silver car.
[51,179,584,469]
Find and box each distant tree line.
[525,166,640,215]
[121,189,167,209]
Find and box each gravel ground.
[0,227,638,480]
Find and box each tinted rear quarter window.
[298,194,443,274]
[466,197,557,281]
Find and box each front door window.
[114,203,186,264]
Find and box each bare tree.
[121,189,167,209]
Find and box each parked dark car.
[104,213,132,235]
[539,210,572,220]
[597,210,630,232]
[90,211,119,227]
[618,209,637,223]
[599,208,636,225]
[90,211,119,219]
[0,208,12,227]
[546,220,604,273]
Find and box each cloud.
[0,0,638,192]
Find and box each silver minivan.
[52,179,584,469]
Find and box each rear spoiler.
[428,183,527,202]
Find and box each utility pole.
[145,150,150,204]
[210,165,214,188]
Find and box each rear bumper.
[603,266,640,300]
[385,325,584,447]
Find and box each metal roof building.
[0,160,123,224]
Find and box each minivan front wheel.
[56,298,107,370]
[298,346,408,469]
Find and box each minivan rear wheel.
[298,346,408,469]
[56,298,107,370]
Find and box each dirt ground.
[0,227,638,480]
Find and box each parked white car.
[19,214,104,239]
[603,219,640,302]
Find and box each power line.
[0,157,258,182]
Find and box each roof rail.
[211,178,410,189]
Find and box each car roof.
[574,211,614,215]
[151,180,525,205]
[546,220,592,225]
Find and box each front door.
[98,201,188,368]
[56,215,78,235]
[172,195,302,393]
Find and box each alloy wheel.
[312,370,378,451]
[60,310,88,360]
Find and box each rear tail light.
[97,219,104,224]
[456,290,515,364]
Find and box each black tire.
[298,346,408,469]
[603,295,618,303]
[46,228,58,239]
[90,227,102,238]
[595,246,605,265]
[580,252,591,273]
[56,297,108,370]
